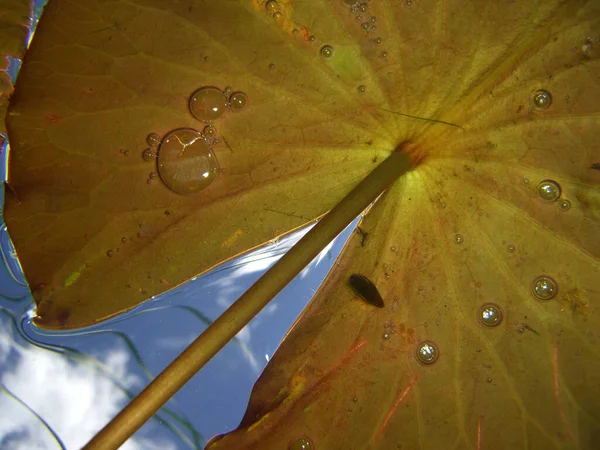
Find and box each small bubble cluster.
[416,341,439,365]
[189,86,248,122]
[532,275,558,300]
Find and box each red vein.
[375,374,418,440]
[552,345,577,445]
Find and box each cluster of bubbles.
[265,0,282,21]
[189,86,247,122]
[536,179,571,210]
[139,86,248,195]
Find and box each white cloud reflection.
[0,330,175,450]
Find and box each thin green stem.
[82,149,413,450]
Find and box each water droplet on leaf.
[357,85,366,93]
[146,133,161,146]
[532,275,558,300]
[416,341,439,365]
[203,125,216,137]
[559,199,571,210]
[157,128,218,195]
[320,45,334,58]
[455,234,463,244]
[537,179,561,201]
[142,148,156,162]
[229,91,248,110]
[507,244,515,252]
[479,303,503,327]
[189,86,228,121]
[265,0,278,12]
[289,437,313,450]
[531,89,552,109]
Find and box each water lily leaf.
[5,0,395,328]
[0,0,31,133]
[200,1,600,449]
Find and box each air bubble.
[229,92,248,110]
[106,250,113,257]
[537,180,561,201]
[532,275,558,300]
[507,244,515,253]
[559,199,571,211]
[455,234,463,244]
[146,133,161,146]
[357,85,366,93]
[273,12,282,20]
[289,437,314,450]
[189,86,228,121]
[416,341,439,365]
[361,22,370,30]
[203,125,216,137]
[142,148,156,162]
[157,128,218,195]
[265,0,278,12]
[531,89,552,109]
[320,45,334,58]
[479,303,503,327]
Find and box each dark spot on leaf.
[590,162,600,171]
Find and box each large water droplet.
[289,437,314,450]
[157,128,218,195]
[189,86,228,121]
[532,275,558,300]
[479,303,503,327]
[537,180,561,201]
[229,91,248,110]
[416,341,439,365]
[320,45,334,58]
[531,89,552,109]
